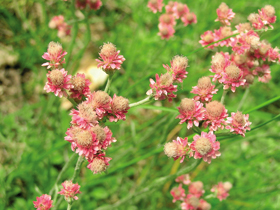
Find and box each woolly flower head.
[253,64,271,83]
[210,52,230,82]
[164,137,189,163]
[58,180,81,201]
[42,41,67,69]
[259,5,276,28]
[190,131,221,164]
[170,184,186,203]
[163,55,188,83]
[175,174,191,185]
[211,182,232,201]
[181,12,197,26]
[108,94,130,122]
[33,194,53,210]
[69,73,91,100]
[96,42,125,73]
[188,181,205,198]
[215,2,235,25]
[226,111,251,137]
[87,153,112,174]
[87,91,112,119]
[176,98,205,129]
[158,24,175,40]
[198,199,211,210]
[159,13,176,26]
[44,68,73,98]
[173,2,189,19]
[181,194,200,210]
[199,31,217,49]
[147,0,164,13]
[204,101,228,131]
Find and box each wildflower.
[173,2,189,19]
[159,13,176,26]
[147,0,164,13]
[48,15,65,29]
[181,12,197,26]
[214,26,233,47]
[252,64,271,83]
[235,23,252,33]
[189,181,205,198]
[42,42,67,69]
[88,0,102,10]
[226,111,251,136]
[87,153,112,173]
[175,174,191,185]
[204,101,228,131]
[170,184,186,203]
[199,31,217,49]
[210,52,230,82]
[211,182,232,201]
[44,69,73,98]
[164,137,189,163]
[244,74,255,85]
[248,13,264,30]
[231,30,260,54]
[267,47,280,62]
[165,1,175,14]
[96,43,125,73]
[191,77,218,103]
[181,194,200,210]
[58,180,81,201]
[146,73,177,102]
[69,73,91,100]
[158,24,175,40]
[163,55,188,83]
[259,5,276,27]
[197,199,211,210]
[176,98,205,129]
[190,131,221,164]
[108,94,130,122]
[215,2,235,26]
[33,194,53,210]
[254,40,271,61]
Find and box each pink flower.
[176,98,205,129]
[164,137,190,163]
[147,0,164,13]
[204,101,228,131]
[215,2,235,26]
[48,15,71,38]
[231,31,260,55]
[158,24,175,40]
[88,0,102,10]
[190,131,221,164]
[70,101,99,129]
[211,182,232,201]
[235,23,252,33]
[197,199,211,210]
[213,26,233,47]
[252,64,271,83]
[42,42,67,69]
[146,73,177,102]
[191,76,218,103]
[43,69,73,98]
[96,43,125,73]
[159,13,176,26]
[165,1,175,14]
[209,52,231,82]
[175,174,191,185]
[58,180,81,201]
[199,31,218,49]
[87,153,112,173]
[253,40,271,61]
[181,12,197,26]
[170,184,186,203]
[108,94,130,122]
[248,13,264,30]
[226,111,251,137]
[267,47,280,62]
[163,55,188,83]
[33,194,53,210]
[69,73,91,100]
[258,5,276,27]
[188,181,205,198]
[173,2,189,19]
[181,194,200,210]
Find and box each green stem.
[220,89,228,105]
[66,92,78,107]
[67,203,72,210]
[72,156,85,182]
[104,76,112,93]
[237,87,250,111]
[129,96,152,108]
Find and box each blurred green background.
[0,0,280,209]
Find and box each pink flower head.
[181,12,197,26]
[204,101,228,131]
[173,2,189,19]
[163,55,188,83]
[215,2,235,26]
[188,181,205,198]
[86,91,112,119]
[191,76,218,103]
[87,153,112,173]
[70,101,99,129]
[199,31,218,49]
[158,24,175,40]
[108,94,130,122]
[235,23,252,33]
[147,0,164,13]
[181,194,200,210]
[75,0,87,9]
[164,137,190,163]
[69,73,91,100]
[48,15,65,29]
[253,40,271,61]
[259,5,276,27]
[33,194,53,210]
[248,13,264,30]
[267,47,280,62]
[146,73,177,102]
[211,182,232,201]
[252,64,271,83]
[170,184,186,203]
[58,180,81,201]
[197,199,211,210]
[176,98,205,129]
[214,26,233,47]
[159,13,176,26]
[219,64,246,92]
[42,42,67,69]
[226,111,251,137]
[88,0,102,10]
[96,42,125,73]
[175,174,191,185]
[44,68,73,98]
[165,1,175,14]
[210,52,231,82]
[190,131,221,164]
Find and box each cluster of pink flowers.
[33,194,53,210]
[75,0,102,10]
[199,3,279,86]
[42,42,129,174]
[147,1,197,40]
[49,15,71,38]
[170,174,232,209]
[147,55,188,102]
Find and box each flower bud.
[164,142,178,158]
[100,43,117,57]
[263,5,275,17]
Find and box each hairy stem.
[104,75,112,93]
[129,96,152,108]
[72,156,85,182]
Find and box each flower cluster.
[42,42,129,173]
[148,1,197,39]
[49,15,71,38]
[75,0,102,10]
[33,194,53,210]
[58,180,81,201]
[170,174,232,209]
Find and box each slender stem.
[237,88,250,111]
[66,92,78,107]
[53,196,63,210]
[104,75,112,93]
[129,96,152,108]
[49,153,76,195]
[72,156,85,182]
[220,89,228,105]
[67,203,72,210]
